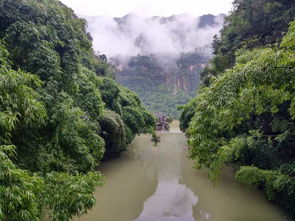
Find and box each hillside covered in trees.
[0,0,156,220]
[116,52,207,118]
[180,0,295,216]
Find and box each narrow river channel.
[75,121,291,221]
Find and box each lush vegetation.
[201,0,295,85]
[180,0,295,216]
[117,53,207,118]
[0,0,155,220]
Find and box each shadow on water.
[74,121,291,221]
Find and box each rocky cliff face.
[114,51,209,118]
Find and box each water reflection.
[135,179,197,221]
[133,132,199,221]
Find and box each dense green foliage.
[0,0,155,220]
[201,0,295,85]
[181,20,295,216]
[117,53,207,118]
[179,97,198,132]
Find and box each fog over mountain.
[83,13,225,118]
[84,13,225,60]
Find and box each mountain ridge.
[84,13,225,118]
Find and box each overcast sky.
[60,0,234,17]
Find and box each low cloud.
[84,13,224,61]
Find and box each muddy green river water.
[74,122,291,221]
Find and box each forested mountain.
[0,0,156,220]
[180,0,295,216]
[116,52,207,118]
[85,14,225,118]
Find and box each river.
[74,121,290,221]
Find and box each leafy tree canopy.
[183,21,295,215]
[201,0,295,85]
[0,0,156,220]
